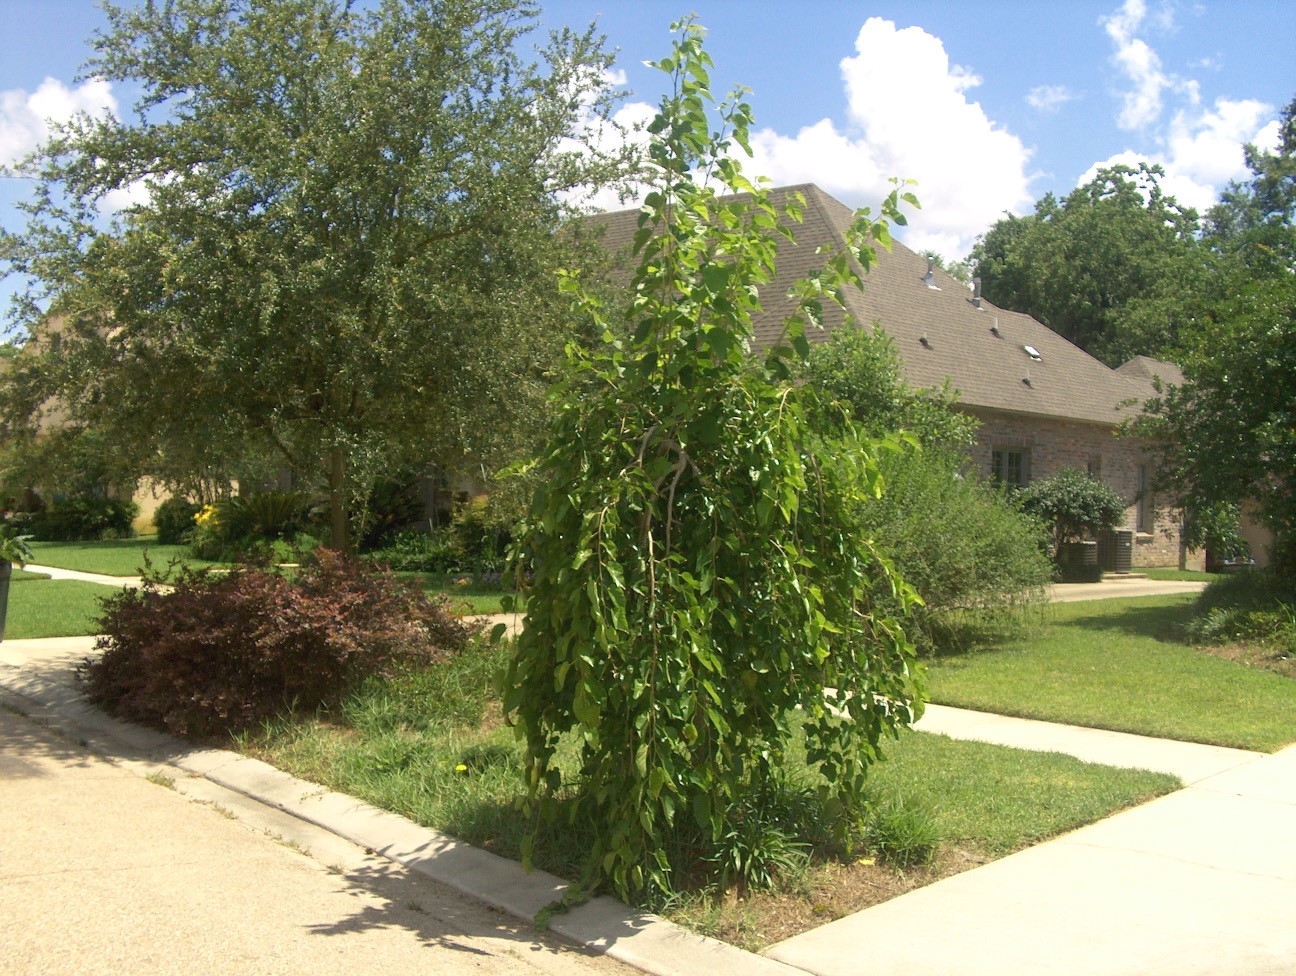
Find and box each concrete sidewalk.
[768,744,1296,976]
[23,562,145,586]
[2,634,1293,976]
[1049,576,1208,602]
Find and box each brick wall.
[960,408,1202,569]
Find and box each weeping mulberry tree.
[504,21,926,903]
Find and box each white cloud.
[1251,119,1281,155]
[1026,85,1079,113]
[570,19,1035,260]
[1076,96,1276,215]
[0,76,116,167]
[1167,97,1272,186]
[743,18,1035,260]
[1100,0,1198,131]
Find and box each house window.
[1087,456,1102,479]
[992,448,1031,487]
[1137,464,1152,533]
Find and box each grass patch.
[28,538,222,577]
[11,569,51,581]
[394,571,514,615]
[1140,568,1216,582]
[239,638,1176,949]
[928,594,1296,751]
[5,578,120,638]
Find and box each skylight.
[1023,345,1042,361]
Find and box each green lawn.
[241,639,1175,947]
[28,538,222,577]
[395,572,515,615]
[1140,568,1217,582]
[4,578,120,638]
[927,594,1296,752]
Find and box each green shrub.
[0,522,34,566]
[358,480,426,549]
[217,491,308,540]
[363,527,459,572]
[153,497,202,544]
[864,795,941,868]
[26,496,139,541]
[82,551,477,738]
[860,448,1052,652]
[451,496,513,573]
[1014,469,1126,557]
[1187,570,1296,650]
[187,491,309,561]
[702,778,816,893]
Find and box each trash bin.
[1098,529,1134,574]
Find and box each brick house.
[591,184,1194,569]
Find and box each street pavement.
[0,704,638,976]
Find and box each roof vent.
[920,334,932,348]
[1024,344,1041,361]
[1023,376,1033,387]
[990,316,1002,337]
[970,276,982,310]
[923,257,940,290]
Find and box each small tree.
[802,324,978,448]
[504,21,924,903]
[1015,469,1126,559]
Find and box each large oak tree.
[972,163,1205,367]
[1,0,633,549]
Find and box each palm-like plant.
[0,522,34,641]
[0,523,34,567]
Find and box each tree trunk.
[328,446,351,553]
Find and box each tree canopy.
[972,163,1204,367]
[802,323,977,448]
[1206,95,1296,275]
[0,0,634,548]
[1137,95,1296,575]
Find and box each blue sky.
[1,0,1292,306]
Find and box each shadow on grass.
[1057,598,1198,644]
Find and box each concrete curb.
[0,658,809,976]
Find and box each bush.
[1187,570,1296,649]
[451,495,513,573]
[358,480,427,549]
[82,551,477,738]
[1014,469,1126,558]
[505,32,923,904]
[860,448,1052,652]
[217,491,308,540]
[363,527,459,572]
[153,497,202,544]
[26,496,139,541]
[187,491,310,561]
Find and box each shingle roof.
[588,183,1161,428]
[1115,355,1185,395]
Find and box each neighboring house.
[1,313,175,534]
[590,183,1195,569]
